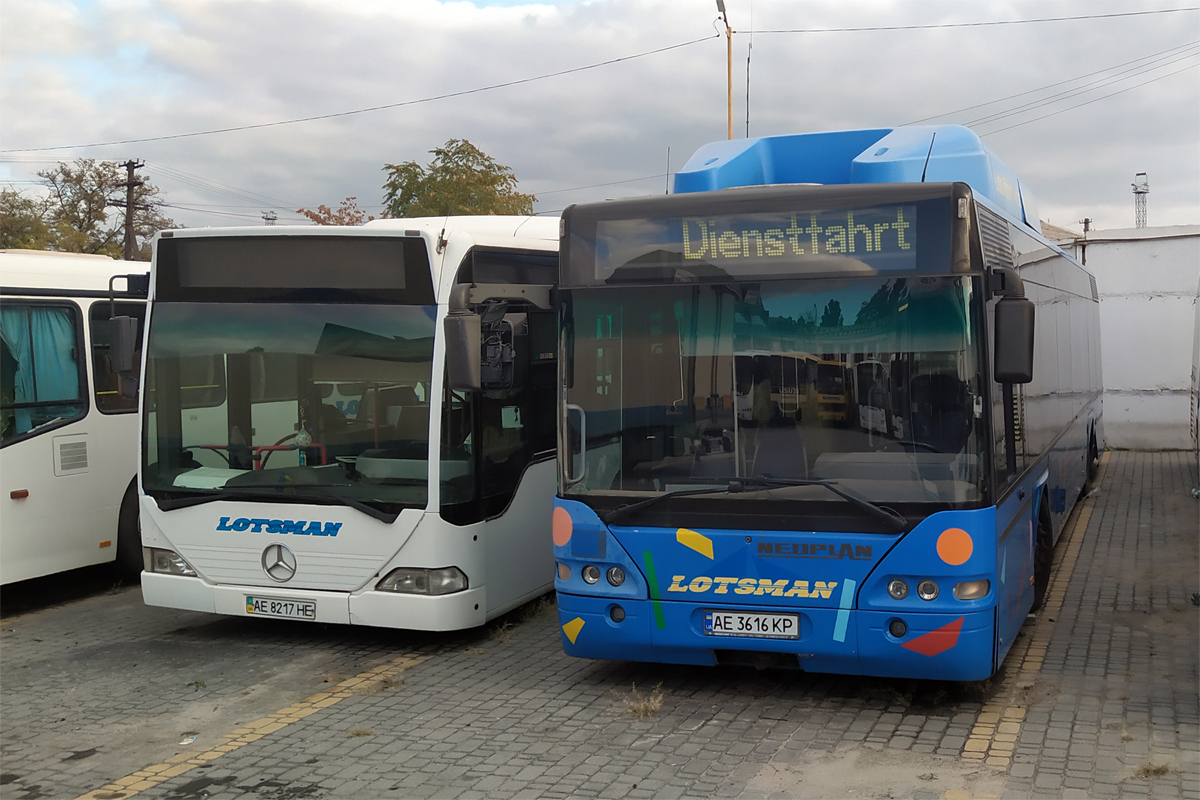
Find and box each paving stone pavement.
[0,451,1196,800]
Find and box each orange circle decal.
[937,527,973,566]
[552,507,573,547]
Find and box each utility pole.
[262,211,278,226]
[117,160,145,260]
[716,0,732,140]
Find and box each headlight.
[145,547,197,577]
[376,567,469,595]
[606,566,625,586]
[887,579,909,600]
[557,562,571,581]
[917,580,939,601]
[953,579,990,600]
[581,565,601,584]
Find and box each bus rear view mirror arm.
[994,296,1035,384]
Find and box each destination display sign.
[592,205,919,282]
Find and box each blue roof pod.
[673,125,1037,230]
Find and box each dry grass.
[348,728,372,738]
[623,683,665,718]
[1132,763,1173,779]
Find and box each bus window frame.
[0,298,90,449]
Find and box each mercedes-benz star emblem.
[262,543,297,583]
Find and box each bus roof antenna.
[920,132,937,183]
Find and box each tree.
[34,159,175,260]
[381,139,536,218]
[820,299,844,328]
[296,196,375,226]
[0,189,52,250]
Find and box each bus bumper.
[556,593,995,681]
[141,572,488,629]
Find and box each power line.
[978,62,1199,136]
[904,39,1200,125]
[1,35,718,153]
[534,173,667,196]
[744,7,1198,34]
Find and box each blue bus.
[550,126,1102,681]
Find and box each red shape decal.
[900,616,965,657]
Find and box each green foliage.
[382,139,536,218]
[0,189,52,250]
[8,159,176,260]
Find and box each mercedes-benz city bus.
[549,126,1102,680]
[1,250,148,584]
[133,218,559,629]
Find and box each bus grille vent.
[54,437,89,475]
[977,207,1014,271]
[1089,274,1099,302]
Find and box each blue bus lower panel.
[557,593,995,681]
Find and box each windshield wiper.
[601,476,907,533]
[738,476,908,533]
[152,486,399,523]
[601,483,744,526]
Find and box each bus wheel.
[1085,434,1100,489]
[1030,506,1053,612]
[116,482,142,581]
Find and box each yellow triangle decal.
[562,617,585,644]
[677,528,714,559]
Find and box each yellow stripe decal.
[676,528,714,559]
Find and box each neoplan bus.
[1,250,148,584]
[548,126,1102,681]
[131,218,558,630]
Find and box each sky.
[2,0,1198,234]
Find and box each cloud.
[1,0,1196,230]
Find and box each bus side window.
[91,301,146,413]
[1,302,86,444]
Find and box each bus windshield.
[143,301,437,513]
[561,275,984,513]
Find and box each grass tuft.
[623,682,665,718]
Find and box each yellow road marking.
[73,652,432,800]
[961,452,1108,770]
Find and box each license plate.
[245,595,316,621]
[704,610,799,639]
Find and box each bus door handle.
[564,404,587,486]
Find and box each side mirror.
[110,315,139,373]
[994,296,1034,384]
[444,312,482,392]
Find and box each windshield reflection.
[143,302,437,510]
[563,276,983,505]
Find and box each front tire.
[1030,504,1053,612]
[115,481,142,581]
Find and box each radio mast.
[1132,173,1149,228]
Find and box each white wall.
[1076,226,1199,450]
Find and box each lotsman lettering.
[753,578,790,596]
[734,578,759,595]
[216,517,234,531]
[713,577,738,594]
[667,575,688,593]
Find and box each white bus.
[134,217,559,630]
[1,250,148,584]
